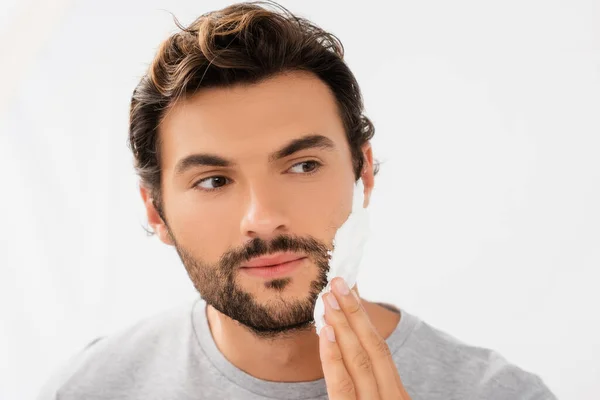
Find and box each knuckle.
[337,377,356,395]
[336,318,352,330]
[352,351,373,373]
[346,302,362,315]
[374,337,392,357]
[330,349,344,363]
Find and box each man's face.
[142,71,372,337]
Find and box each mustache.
[218,234,331,272]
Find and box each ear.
[139,185,175,246]
[360,142,375,208]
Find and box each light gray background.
[1,0,598,399]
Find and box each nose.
[239,182,290,240]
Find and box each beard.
[170,233,331,338]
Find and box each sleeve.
[477,365,558,400]
[527,375,558,400]
[36,337,104,400]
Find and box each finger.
[324,292,381,399]
[331,278,409,399]
[319,325,356,400]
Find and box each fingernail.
[352,290,361,303]
[334,278,350,295]
[326,293,340,310]
[325,326,336,342]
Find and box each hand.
[319,277,411,399]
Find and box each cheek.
[291,177,354,242]
[168,193,239,262]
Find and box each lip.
[241,253,308,279]
[242,253,306,268]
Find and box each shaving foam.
[313,179,370,335]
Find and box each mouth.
[241,254,308,278]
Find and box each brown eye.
[195,176,230,191]
[288,160,322,174]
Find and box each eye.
[194,176,230,191]
[288,160,322,174]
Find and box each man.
[39,2,556,399]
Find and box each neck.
[205,291,401,382]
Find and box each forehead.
[158,71,347,170]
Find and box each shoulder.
[392,310,556,399]
[37,300,197,400]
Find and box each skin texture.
[140,71,403,391]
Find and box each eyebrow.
[174,134,336,176]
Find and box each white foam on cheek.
[313,179,370,335]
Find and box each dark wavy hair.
[128,1,378,223]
